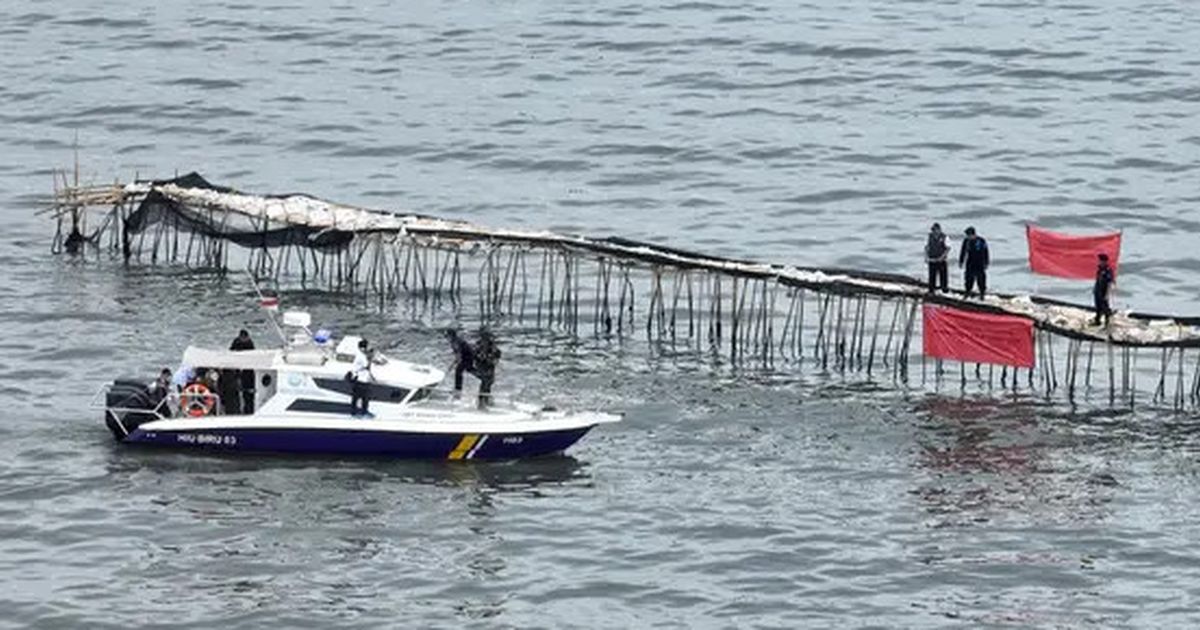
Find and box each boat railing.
[90,383,225,423]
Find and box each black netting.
[125,189,354,250]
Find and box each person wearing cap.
[349,338,373,417]
[1092,253,1115,326]
[958,226,990,298]
[924,223,949,292]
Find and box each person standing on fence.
[925,223,949,293]
[958,226,990,298]
[1092,253,1115,327]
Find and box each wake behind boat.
[95,310,619,459]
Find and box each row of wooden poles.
[56,203,1200,411]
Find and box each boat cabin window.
[283,351,325,366]
[312,377,408,403]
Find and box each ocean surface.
[2,1,1200,627]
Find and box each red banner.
[922,305,1034,368]
[1026,224,1121,280]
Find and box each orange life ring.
[181,383,214,417]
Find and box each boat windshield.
[333,349,389,365]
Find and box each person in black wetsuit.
[473,329,501,410]
[445,328,477,394]
[958,226,990,298]
[229,329,256,414]
[1092,253,1115,326]
[925,223,949,292]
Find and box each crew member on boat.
[171,365,194,392]
[150,368,173,417]
[196,369,221,415]
[474,329,501,410]
[445,328,476,394]
[229,329,256,413]
[446,328,503,409]
[350,338,373,417]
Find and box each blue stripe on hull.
[123,426,593,459]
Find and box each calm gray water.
[3,1,1200,627]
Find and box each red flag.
[1026,224,1121,280]
[923,305,1034,368]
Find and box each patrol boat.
[95,311,619,459]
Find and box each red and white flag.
[1026,224,1121,280]
[259,296,279,311]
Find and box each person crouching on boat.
[445,328,477,396]
[350,339,373,417]
[445,327,500,408]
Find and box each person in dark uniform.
[229,329,256,414]
[958,226,990,298]
[219,368,242,415]
[1092,253,1115,326]
[445,328,477,394]
[925,223,949,293]
[473,329,501,410]
[150,368,173,417]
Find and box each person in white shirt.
[171,365,194,391]
[350,339,373,416]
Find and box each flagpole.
[1027,223,1042,303]
[1108,228,1121,329]
[245,269,288,346]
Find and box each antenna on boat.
[245,270,289,345]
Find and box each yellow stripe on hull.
[448,434,479,460]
